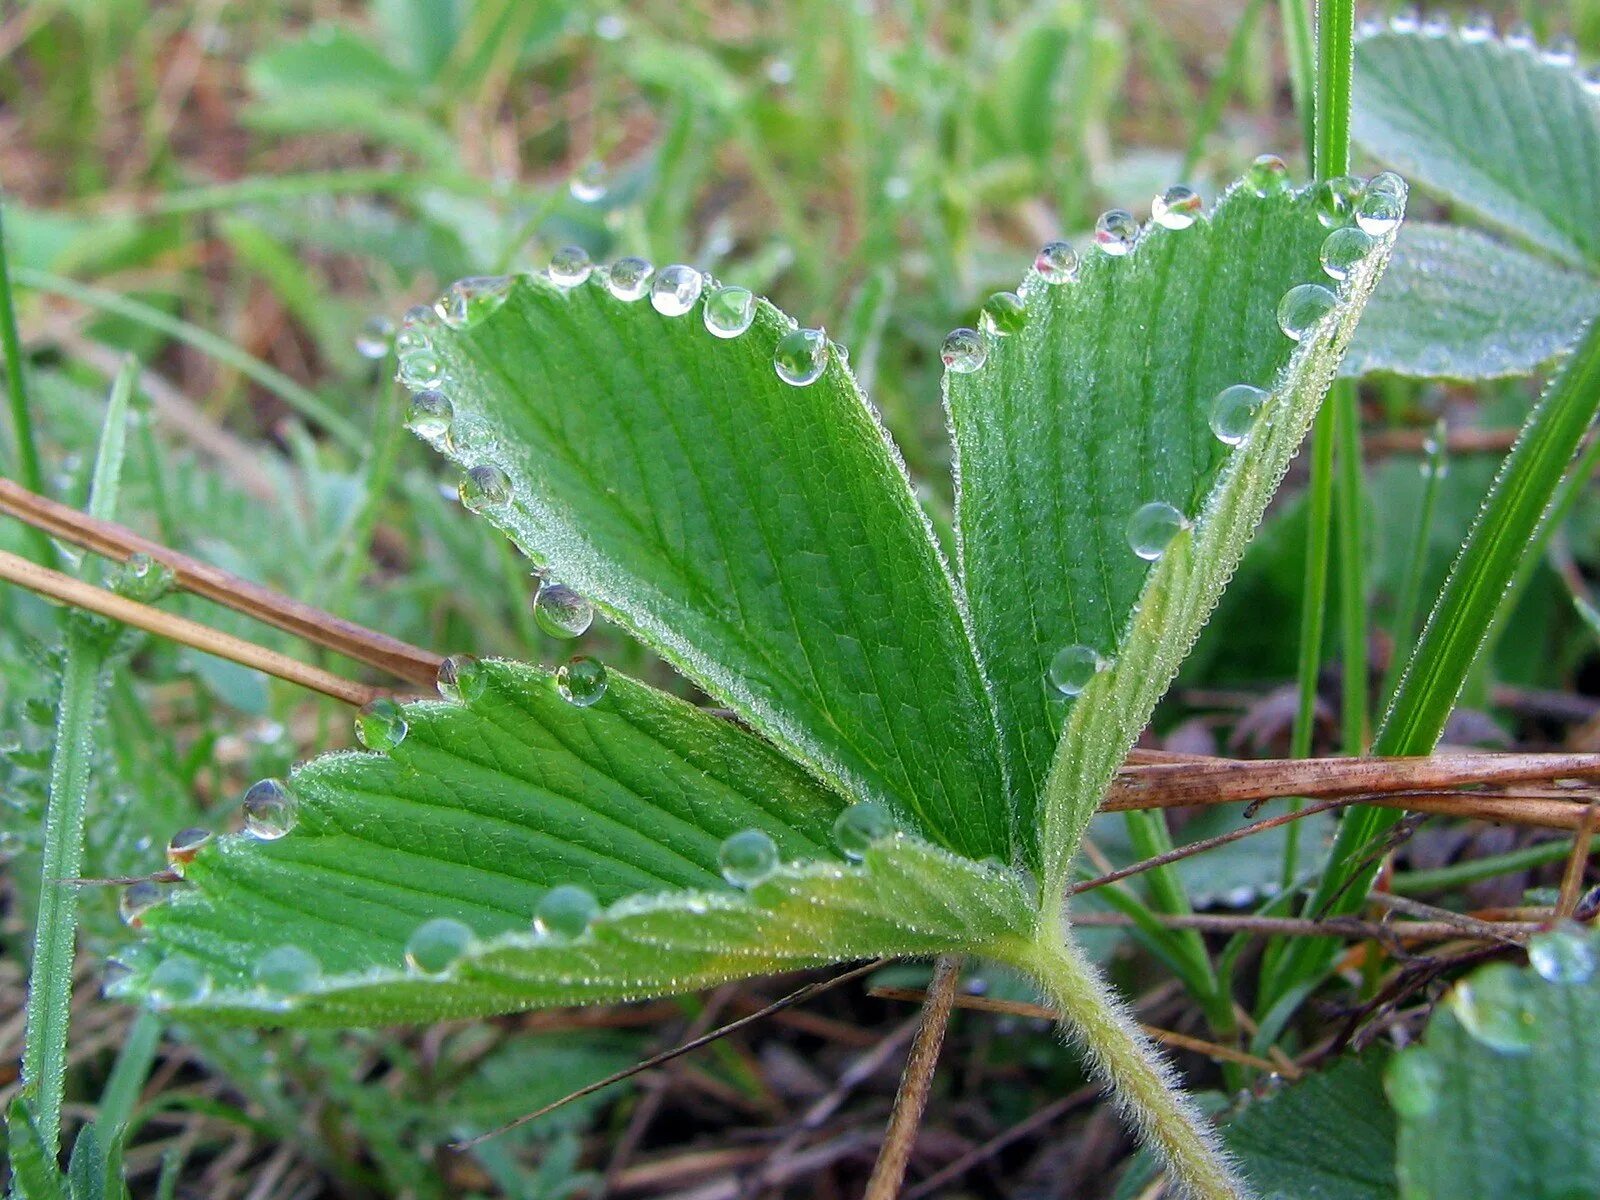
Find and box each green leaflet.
[419,274,1012,862]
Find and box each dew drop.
[405,917,473,974]
[1152,185,1202,229]
[534,884,600,939]
[649,264,704,316]
[166,826,212,867]
[148,955,210,1005]
[1391,8,1420,34]
[549,246,593,289]
[1127,501,1189,560]
[1459,12,1494,43]
[355,315,395,359]
[1033,241,1079,284]
[774,327,829,386]
[1094,209,1139,255]
[703,285,756,338]
[1528,923,1596,985]
[1277,283,1340,341]
[605,256,654,301]
[1354,184,1403,237]
[1319,227,1376,281]
[940,327,986,373]
[719,828,779,888]
[436,275,511,329]
[1245,154,1291,197]
[355,697,407,752]
[1385,1049,1441,1119]
[1450,963,1538,1054]
[404,390,454,445]
[397,347,445,390]
[120,880,164,928]
[1314,175,1364,227]
[1048,645,1106,697]
[832,801,896,860]
[255,944,320,993]
[243,778,296,840]
[534,582,595,638]
[459,465,512,513]
[980,291,1027,337]
[1505,21,1534,49]
[436,654,487,704]
[556,655,608,706]
[1209,383,1270,445]
[570,160,610,204]
[594,12,626,40]
[1543,36,1578,68]
[1419,12,1450,38]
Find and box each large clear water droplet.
[243,779,296,840]
[832,801,896,860]
[1094,209,1139,255]
[1048,645,1105,696]
[1152,185,1202,229]
[941,327,986,373]
[1277,283,1340,341]
[1034,241,1079,284]
[355,697,407,752]
[570,160,610,204]
[436,654,486,704]
[774,327,829,386]
[166,826,212,868]
[1127,502,1189,560]
[556,655,608,706]
[436,276,511,329]
[650,264,704,316]
[549,246,593,289]
[1365,172,1403,201]
[397,347,445,390]
[1210,383,1269,445]
[255,944,320,993]
[980,292,1027,337]
[1246,154,1291,197]
[1385,1049,1441,1119]
[1314,175,1364,227]
[120,880,163,927]
[704,285,756,338]
[355,315,395,359]
[404,390,453,445]
[148,955,210,1005]
[606,256,654,301]
[1450,963,1539,1054]
[535,884,599,939]
[459,465,512,513]
[1528,923,1596,985]
[1320,227,1375,281]
[719,828,779,887]
[534,582,594,638]
[405,917,473,974]
[1354,184,1403,237]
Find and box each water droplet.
[405,917,473,974]
[166,826,212,867]
[1315,175,1364,227]
[766,57,795,85]
[549,246,593,289]
[1450,963,1538,1054]
[534,884,599,939]
[1094,209,1139,255]
[1542,36,1578,68]
[1048,645,1106,696]
[1152,185,1202,229]
[459,465,512,513]
[404,390,453,445]
[940,327,986,373]
[243,779,296,840]
[1385,1048,1441,1119]
[605,256,654,301]
[556,655,608,706]
[1528,923,1596,985]
[980,292,1027,337]
[148,955,210,1005]
[1034,241,1079,284]
[397,347,445,390]
[436,654,487,704]
[1127,501,1189,560]
[832,801,896,860]
[1419,12,1449,38]
[534,582,595,638]
[355,697,407,752]
[703,285,756,338]
[650,264,704,316]
[594,12,625,40]
[1356,15,1383,38]
[1391,7,1420,34]
[1319,227,1376,281]
[719,828,779,887]
[1459,12,1494,42]
[255,944,320,993]
[570,160,609,203]
[436,276,511,329]
[1277,283,1340,341]
[355,315,395,359]
[1355,184,1403,237]
[883,175,911,202]
[774,327,829,386]
[1505,21,1534,49]
[1245,154,1291,197]
[120,880,163,927]
[1209,383,1270,445]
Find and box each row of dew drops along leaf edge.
[1357,7,1600,92]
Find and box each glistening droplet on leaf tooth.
[704,285,756,338]
[1460,12,1495,43]
[534,884,599,939]
[570,160,609,203]
[719,828,779,887]
[1450,963,1539,1054]
[1048,644,1105,696]
[1505,21,1534,48]
[436,275,511,329]
[120,880,163,927]
[1151,185,1202,229]
[355,697,407,752]
[255,944,321,993]
[148,955,210,1005]
[436,654,486,704]
[397,347,445,390]
[1390,7,1419,34]
[166,826,211,867]
[832,801,896,860]
[940,327,986,373]
[1528,923,1596,985]
[459,465,512,513]
[405,917,473,974]
[1245,154,1291,197]
[534,582,594,638]
[1126,501,1189,561]
[556,655,608,706]
[606,256,654,301]
[980,291,1027,336]
[1314,175,1364,228]
[1542,36,1577,67]
[243,779,296,840]
[1277,283,1340,342]
[1354,185,1403,237]
[1319,227,1375,281]
[1033,241,1079,284]
[1209,384,1270,445]
[1094,209,1138,255]
[404,390,453,444]
[355,315,394,359]
[549,245,593,288]
[773,327,829,386]
[650,264,704,316]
